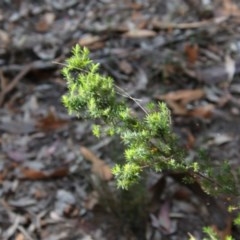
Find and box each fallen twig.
[152,16,229,30]
[17,226,34,240]
[0,63,32,106]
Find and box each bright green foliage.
[203,227,233,240]
[112,163,142,189]
[61,45,191,188]
[189,227,233,240]
[62,45,202,188]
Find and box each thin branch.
[152,16,229,30]
[115,84,149,115]
[17,226,34,240]
[0,63,32,106]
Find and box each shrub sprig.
[62,45,230,190]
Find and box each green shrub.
[62,45,200,189]
[62,45,238,193]
[62,44,240,239]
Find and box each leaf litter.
[0,0,240,239]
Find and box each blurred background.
[1,0,240,239]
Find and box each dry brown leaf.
[210,219,232,240]
[123,29,156,38]
[129,3,143,10]
[21,167,69,180]
[184,43,199,65]
[119,60,133,75]
[80,146,113,181]
[164,100,187,115]
[181,128,195,149]
[221,0,240,16]
[161,92,214,119]
[36,107,68,132]
[187,104,214,118]
[50,167,69,178]
[35,12,55,32]
[15,233,25,240]
[21,168,47,180]
[79,35,102,46]
[0,171,7,182]
[159,89,205,105]
[86,41,105,50]
[131,11,148,29]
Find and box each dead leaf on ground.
[184,43,199,65]
[187,104,214,118]
[207,133,233,146]
[0,171,7,182]
[131,11,148,29]
[219,0,240,17]
[123,29,156,38]
[161,98,214,119]
[35,12,55,32]
[164,100,188,115]
[157,89,210,118]
[36,107,69,132]
[211,220,232,240]
[15,233,25,240]
[181,128,196,149]
[20,167,69,180]
[119,60,133,75]
[79,35,103,47]
[158,89,205,105]
[150,200,176,234]
[21,168,46,180]
[80,146,113,181]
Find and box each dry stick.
[0,70,7,89]
[115,84,149,115]
[17,226,34,240]
[152,16,229,30]
[0,199,22,239]
[0,63,33,106]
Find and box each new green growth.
[62,45,200,189]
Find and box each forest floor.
[1,0,240,239]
